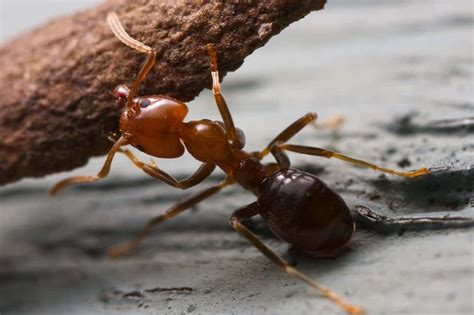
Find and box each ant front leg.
[207,44,244,149]
[277,143,429,178]
[49,136,129,196]
[108,177,234,257]
[229,203,363,315]
[120,149,215,189]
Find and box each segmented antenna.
[107,12,153,54]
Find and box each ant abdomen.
[258,169,355,253]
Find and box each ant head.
[113,85,130,100]
[119,96,189,158]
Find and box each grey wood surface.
[1,1,473,314]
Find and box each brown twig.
[0,0,326,186]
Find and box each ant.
[50,12,430,315]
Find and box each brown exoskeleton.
[50,12,430,315]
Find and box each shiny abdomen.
[257,169,355,252]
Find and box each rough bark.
[0,0,326,185]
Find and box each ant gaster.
[50,12,430,315]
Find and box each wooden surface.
[1,1,473,314]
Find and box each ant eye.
[139,98,151,108]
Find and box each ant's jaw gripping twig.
[113,85,130,100]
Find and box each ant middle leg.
[49,136,129,196]
[119,148,215,189]
[107,177,234,258]
[207,44,243,149]
[277,143,429,178]
[229,203,363,315]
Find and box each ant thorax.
[181,119,234,164]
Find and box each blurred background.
[0,1,473,315]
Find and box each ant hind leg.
[278,143,429,178]
[257,112,428,178]
[229,202,363,315]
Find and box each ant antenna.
[106,12,157,116]
[107,12,153,54]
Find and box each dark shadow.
[384,113,474,136]
[0,268,100,314]
[367,168,473,213]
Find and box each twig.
[0,0,326,185]
[354,205,474,235]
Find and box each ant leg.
[108,177,234,257]
[229,203,363,315]
[207,44,243,149]
[49,136,129,196]
[257,112,318,159]
[107,12,157,113]
[119,148,215,189]
[270,147,291,169]
[278,143,429,178]
[263,162,281,176]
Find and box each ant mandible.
[50,12,430,315]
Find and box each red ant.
[50,12,430,315]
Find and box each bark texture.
[0,0,326,185]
